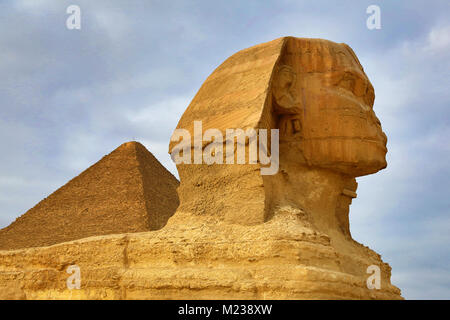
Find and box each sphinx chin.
[331,158,388,177]
[350,141,388,176]
[297,138,387,177]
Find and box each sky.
[0,0,449,299]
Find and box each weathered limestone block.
[0,217,401,299]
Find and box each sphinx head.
[274,38,387,177]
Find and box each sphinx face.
[278,39,387,177]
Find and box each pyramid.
[0,141,179,250]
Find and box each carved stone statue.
[168,36,388,228]
[166,36,402,299]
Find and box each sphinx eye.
[376,118,381,126]
[338,73,355,92]
[364,85,375,106]
[354,78,367,97]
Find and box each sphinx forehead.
[282,37,364,74]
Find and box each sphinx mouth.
[362,137,388,152]
[304,136,387,153]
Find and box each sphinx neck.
[266,164,357,235]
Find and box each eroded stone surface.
[0,215,401,299]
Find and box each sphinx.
[168,36,387,231]
[161,36,400,299]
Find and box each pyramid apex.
[116,141,159,157]
[118,141,142,149]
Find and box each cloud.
[426,24,450,53]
